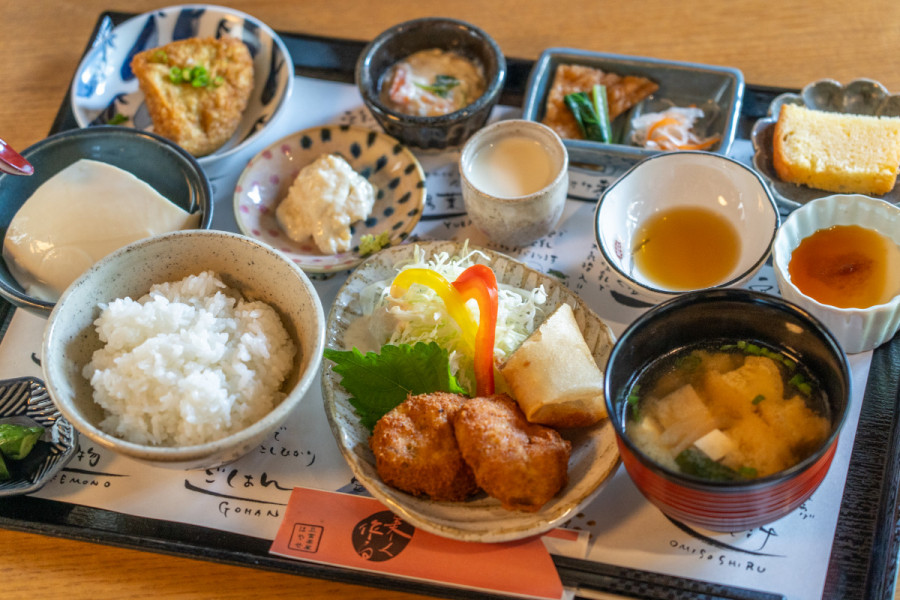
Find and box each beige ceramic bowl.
[595,151,779,305]
[42,230,325,470]
[460,119,569,247]
[772,194,900,354]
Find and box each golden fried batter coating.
[452,393,571,512]
[370,392,479,501]
[131,37,253,156]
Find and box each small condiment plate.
[233,125,426,274]
[521,47,744,168]
[321,240,621,543]
[0,376,77,497]
[751,78,900,210]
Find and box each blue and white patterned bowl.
[0,377,77,497]
[233,125,426,274]
[69,4,293,167]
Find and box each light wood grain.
[1,1,898,598]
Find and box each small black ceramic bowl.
[0,126,212,316]
[356,17,507,150]
[604,289,851,531]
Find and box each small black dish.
[0,126,213,316]
[355,17,507,150]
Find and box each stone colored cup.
[459,119,568,247]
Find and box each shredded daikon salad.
[631,106,721,151]
[356,242,548,393]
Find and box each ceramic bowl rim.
[69,3,295,166]
[41,229,326,463]
[355,16,508,125]
[0,125,213,316]
[604,288,851,490]
[594,150,779,298]
[772,194,900,314]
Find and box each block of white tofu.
[692,428,736,462]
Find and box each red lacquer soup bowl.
[604,289,851,531]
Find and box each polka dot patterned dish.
[233,125,426,274]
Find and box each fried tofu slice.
[542,63,658,140]
[452,394,571,512]
[131,37,253,157]
[370,392,479,502]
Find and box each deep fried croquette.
[452,393,571,512]
[131,36,253,157]
[370,392,479,501]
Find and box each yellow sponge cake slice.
[773,103,900,195]
[131,37,253,157]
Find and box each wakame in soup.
[624,340,831,481]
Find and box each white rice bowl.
[83,271,296,446]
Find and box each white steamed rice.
[82,271,297,446]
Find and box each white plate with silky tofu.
[321,240,621,542]
[751,78,900,210]
[233,125,426,274]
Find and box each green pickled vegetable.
[563,84,612,143]
[0,423,44,461]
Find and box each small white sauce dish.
[772,194,900,354]
[594,151,779,305]
[459,119,569,247]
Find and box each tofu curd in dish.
[2,159,200,302]
[381,48,486,117]
[275,153,376,254]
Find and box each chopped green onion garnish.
[414,74,460,98]
[107,113,128,125]
[752,394,765,405]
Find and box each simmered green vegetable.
[564,84,612,142]
[0,423,44,461]
[0,453,9,481]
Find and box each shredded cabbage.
[358,242,547,394]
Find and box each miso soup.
[624,340,831,481]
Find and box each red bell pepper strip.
[452,264,499,396]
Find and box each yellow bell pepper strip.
[389,268,478,353]
[452,264,499,397]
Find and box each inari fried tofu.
[452,394,571,512]
[131,37,254,157]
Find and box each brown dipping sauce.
[788,224,900,309]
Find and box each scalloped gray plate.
[751,78,900,210]
[321,241,621,542]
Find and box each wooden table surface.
[1,1,899,598]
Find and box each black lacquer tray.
[2,11,899,600]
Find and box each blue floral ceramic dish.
[751,78,900,210]
[233,125,426,274]
[69,4,293,167]
[0,377,77,497]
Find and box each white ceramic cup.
[459,119,568,246]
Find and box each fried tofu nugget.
[370,392,479,502]
[453,394,571,512]
[131,36,253,157]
